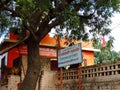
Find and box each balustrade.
[58,62,120,80]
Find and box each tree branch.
[48,18,62,29]
[35,20,51,41]
[48,0,74,19]
[23,23,38,41]
[0,36,29,55]
[0,2,20,17]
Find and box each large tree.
[0,0,120,90]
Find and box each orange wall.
[40,34,93,49]
[41,34,94,66]
[82,50,94,66]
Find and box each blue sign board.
[58,44,82,68]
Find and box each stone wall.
[36,58,58,90]
[82,61,120,90]
[21,56,58,90]
[7,75,20,90]
[57,61,120,90]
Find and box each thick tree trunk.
[20,37,41,90]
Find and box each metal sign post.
[58,43,83,90]
[60,68,63,90]
[78,63,82,90]
[56,35,63,90]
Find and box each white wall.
[0,52,8,79]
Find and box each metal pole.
[78,63,82,90]
[56,35,62,90]
[60,68,62,90]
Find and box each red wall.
[8,47,19,67]
[7,33,19,67]
[9,33,18,40]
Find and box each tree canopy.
[0,0,120,43]
[0,0,120,90]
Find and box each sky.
[110,13,120,52]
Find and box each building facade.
[0,33,99,90]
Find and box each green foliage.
[94,36,119,64]
[95,49,119,64]
[0,0,120,47]
[0,0,120,40]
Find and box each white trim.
[0,52,8,68]
[82,48,100,52]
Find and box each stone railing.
[58,61,120,81]
[57,61,120,90]
[58,69,78,80]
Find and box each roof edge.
[82,48,100,52]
